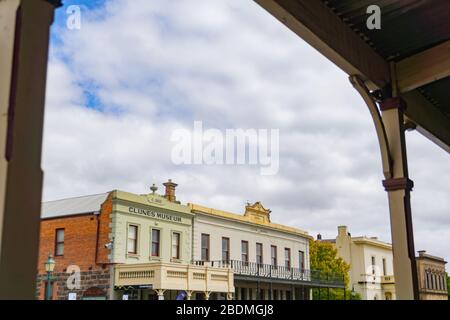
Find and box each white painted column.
[380,98,419,300]
[155,289,165,300]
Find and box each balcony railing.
[193,260,345,287]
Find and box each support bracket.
[349,75,393,179]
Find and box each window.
[222,237,230,261]
[284,248,291,268]
[286,290,291,300]
[151,229,160,257]
[241,241,249,263]
[438,274,442,290]
[55,229,65,256]
[426,270,431,289]
[271,245,277,266]
[201,234,210,261]
[442,274,447,291]
[299,250,305,271]
[240,288,246,300]
[382,258,386,276]
[371,256,376,274]
[171,232,180,260]
[433,273,437,290]
[256,243,263,265]
[127,225,138,254]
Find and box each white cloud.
[43,0,450,262]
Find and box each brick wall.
[36,193,113,299]
[96,193,113,264]
[36,268,111,300]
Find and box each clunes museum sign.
[128,206,182,223]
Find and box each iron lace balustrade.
[195,260,345,287]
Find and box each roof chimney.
[317,233,322,240]
[163,179,178,202]
[338,225,348,237]
[418,250,426,257]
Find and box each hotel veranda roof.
[41,193,109,219]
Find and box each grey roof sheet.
[323,0,450,61]
[41,193,109,219]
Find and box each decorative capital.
[379,97,406,111]
[382,177,414,191]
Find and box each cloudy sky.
[43,0,449,262]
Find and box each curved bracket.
[349,75,393,179]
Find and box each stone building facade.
[36,269,111,300]
[321,226,396,300]
[416,250,448,300]
[189,202,345,300]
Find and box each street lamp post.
[351,286,356,300]
[44,254,56,300]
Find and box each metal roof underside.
[41,193,109,219]
[418,77,450,118]
[320,0,450,148]
[322,0,450,61]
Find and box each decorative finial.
[150,183,158,194]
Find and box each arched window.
[444,274,448,291]
[433,272,437,290]
[436,274,441,290]
[425,270,431,289]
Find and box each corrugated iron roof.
[41,193,109,219]
[321,0,450,131]
[418,77,450,118]
[322,0,450,61]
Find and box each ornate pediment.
[244,201,271,224]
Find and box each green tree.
[309,239,360,300]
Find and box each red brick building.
[36,193,113,300]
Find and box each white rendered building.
[321,226,396,300]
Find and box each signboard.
[82,296,107,300]
[128,206,182,223]
[138,284,153,289]
[122,294,129,300]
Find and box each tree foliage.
[309,239,359,300]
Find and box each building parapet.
[189,203,313,240]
